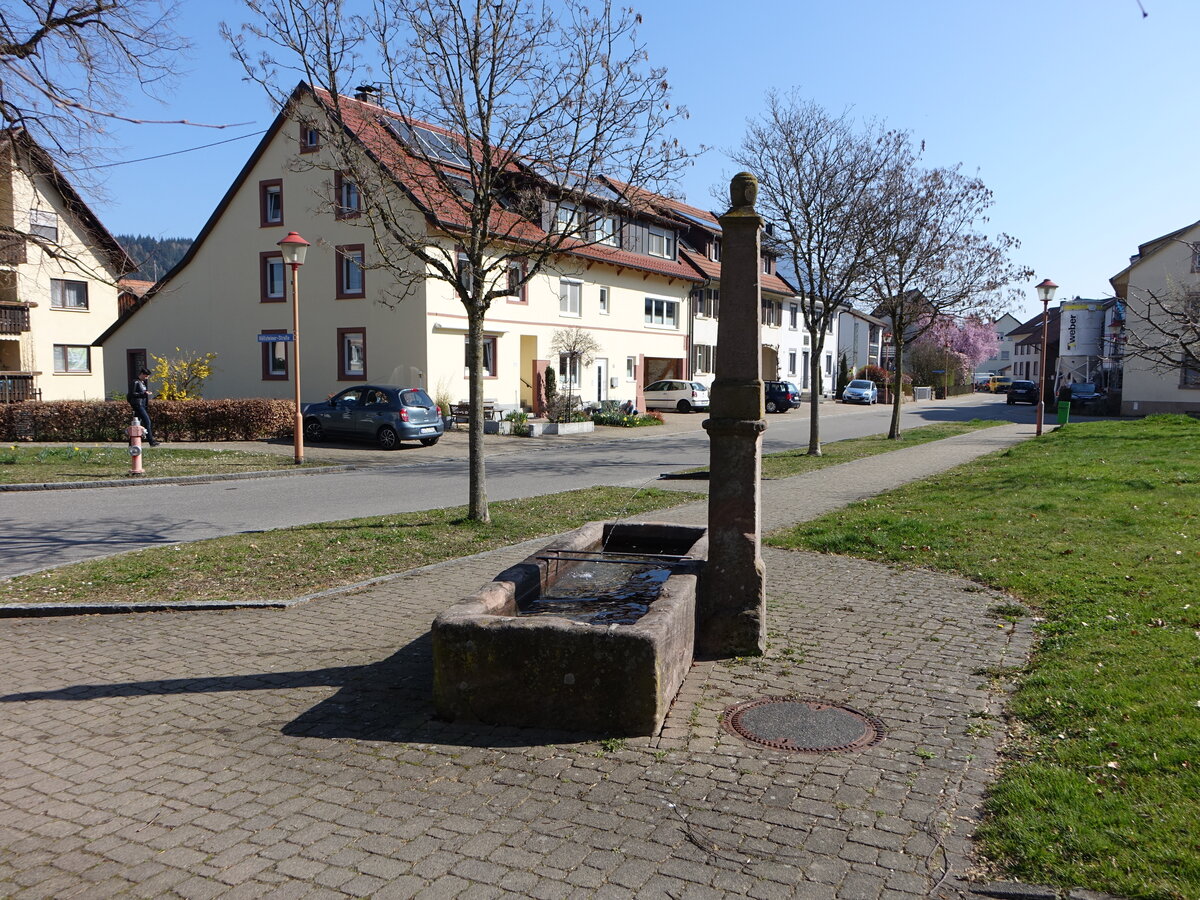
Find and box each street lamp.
[1034,278,1058,436]
[278,231,310,464]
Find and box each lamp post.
[278,231,310,463]
[1034,278,1058,436]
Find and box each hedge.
[0,399,296,442]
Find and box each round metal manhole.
[722,697,885,753]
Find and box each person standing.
[127,367,160,446]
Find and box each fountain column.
[698,173,766,657]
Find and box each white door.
[596,358,608,402]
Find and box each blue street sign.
[257,333,295,342]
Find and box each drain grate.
[722,697,885,753]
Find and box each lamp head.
[277,231,310,267]
[1035,278,1058,304]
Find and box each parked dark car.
[1006,380,1039,405]
[1068,382,1105,413]
[302,385,443,449]
[764,380,801,413]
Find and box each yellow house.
[0,130,131,402]
[98,85,702,411]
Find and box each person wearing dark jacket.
[127,367,159,445]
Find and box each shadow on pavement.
[0,632,596,749]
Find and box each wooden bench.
[451,400,497,423]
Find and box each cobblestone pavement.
[0,426,1038,899]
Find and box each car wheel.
[377,425,400,450]
[303,418,324,442]
[1007,398,1013,405]
[677,399,692,413]
[420,436,440,446]
[765,400,779,413]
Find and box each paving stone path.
[0,425,1039,899]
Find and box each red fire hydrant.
[127,418,146,476]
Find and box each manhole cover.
[722,697,885,752]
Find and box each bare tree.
[1118,251,1200,375]
[549,327,602,419]
[227,0,687,522]
[869,163,1030,438]
[731,91,910,455]
[0,1,192,268]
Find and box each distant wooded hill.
[116,235,194,282]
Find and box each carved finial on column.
[729,172,758,211]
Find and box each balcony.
[0,372,40,402]
[0,302,31,334]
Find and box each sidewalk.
[0,423,1040,900]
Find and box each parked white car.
[643,380,710,413]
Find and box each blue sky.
[83,0,1196,320]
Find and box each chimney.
[354,84,380,103]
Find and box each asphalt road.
[1,394,1034,578]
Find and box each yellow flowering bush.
[150,349,217,401]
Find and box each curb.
[0,464,354,492]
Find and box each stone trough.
[432,521,707,735]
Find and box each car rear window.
[400,389,434,407]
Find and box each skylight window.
[381,117,471,168]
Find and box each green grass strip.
[0,445,328,483]
[1,486,703,607]
[767,415,1200,900]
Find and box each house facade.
[836,306,885,373]
[976,312,1022,377]
[0,131,131,402]
[98,86,702,412]
[1110,220,1199,416]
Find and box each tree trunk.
[806,332,824,456]
[888,337,904,440]
[466,306,490,523]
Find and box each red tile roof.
[312,88,701,283]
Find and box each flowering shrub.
[150,349,218,400]
[592,410,663,428]
[0,399,296,442]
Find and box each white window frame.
[265,258,285,300]
[559,279,582,317]
[626,356,637,381]
[789,303,799,330]
[264,183,283,224]
[598,286,609,315]
[647,224,675,259]
[644,296,679,329]
[342,330,366,377]
[555,203,583,234]
[337,175,361,217]
[558,352,580,387]
[594,215,618,246]
[342,250,365,295]
[694,343,714,375]
[788,350,797,376]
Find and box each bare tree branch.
[227,0,690,522]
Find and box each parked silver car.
[841,379,878,405]
[642,380,710,413]
[302,385,443,449]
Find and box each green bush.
[0,399,296,442]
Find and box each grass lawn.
[0,445,329,483]
[0,486,703,607]
[767,415,1200,900]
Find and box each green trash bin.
[1056,401,1071,425]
